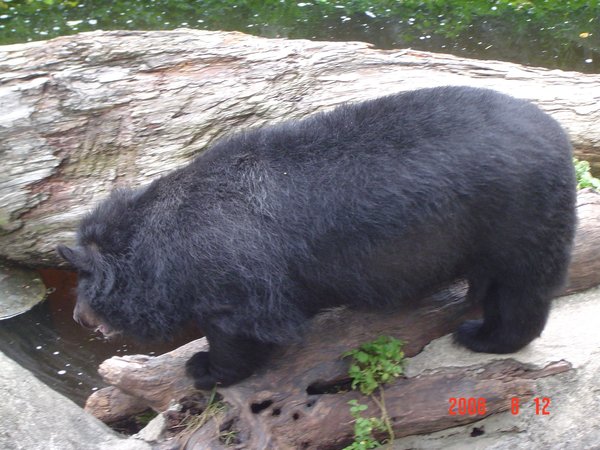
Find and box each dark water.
[0,269,201,406]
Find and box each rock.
[390,286,600,449]
[133,411,168,443]
[0,264,46,320]
[0,350,151,450]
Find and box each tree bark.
[85,192,600,449]
[566,190,600,294]
[1,29,600,266]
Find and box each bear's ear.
[56,245,88,269]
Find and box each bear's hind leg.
[454,280,553,354]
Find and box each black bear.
[57,86,577,390]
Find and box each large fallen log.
[86,190,600,449]
[1,29,600,266]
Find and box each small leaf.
[355,351,370,363]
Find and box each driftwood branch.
[86,191,600,448]
[1,29,600,266]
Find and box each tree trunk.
[1,29,600,266]
[86,192,600,449]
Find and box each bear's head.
[56,187,188,342]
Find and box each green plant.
[180,388,227,434]
[346,400,386,449]
[168,389,238,446]
[135,409,159,427]
[574,158,600,190]
[343,336,405,449]
[219,428,239,446]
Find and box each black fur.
[58,86,577,389]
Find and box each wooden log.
[1,29,600,266]
[85,190,599,447]
[239,360,571,450]
[84,386,148,424]
[88,341,206,415]
[565,189,600,294]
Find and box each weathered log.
[85,192,600,448]
[1,29,600,267]
[84,386,149,424]
[566,189,600,294]
[224,360,571,450]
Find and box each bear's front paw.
[185,351,218,390]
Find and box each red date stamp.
[448,397,551,416]
[511,397,551,415]
[448,397,487,416]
